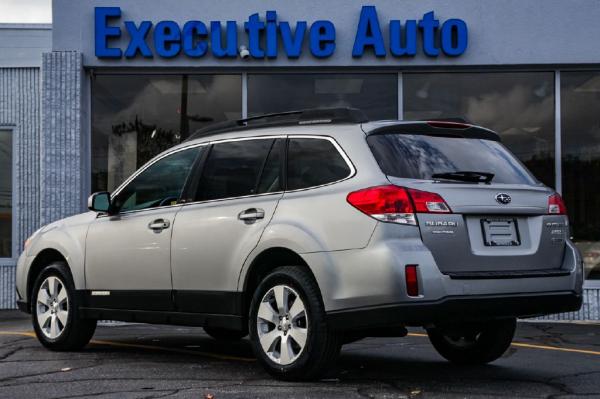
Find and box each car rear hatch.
[364,122,569,277]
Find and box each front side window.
[0,130,12,258]
[113,147,200,213]
[287,138,351,190]
[195,139,276,201]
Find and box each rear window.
[367,134,538,185]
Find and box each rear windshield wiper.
[431,171,495,184]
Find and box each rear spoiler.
[363,121,501,142]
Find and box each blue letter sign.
[95,7,122,58]
[94,7,468,60]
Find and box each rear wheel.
[427,318,516,365]
[203,326,247,341]
[248,266,341,380]
[31,262,97,351]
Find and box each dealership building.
[0,0,599,318]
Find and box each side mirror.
[88,192,112,213]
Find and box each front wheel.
[248,266,340,381]
[31,262,97,351]
[427,318,516,365]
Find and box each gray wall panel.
[0,264,16,309]
[0,68,42,258]
[0,67,42,309]
[0,24,51,68]
[53,0,600,68]
[40,52,84,225]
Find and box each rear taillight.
[407,188,452,213]
[548,193,567,215]
[346,185,416,225]
[346,185,451,225]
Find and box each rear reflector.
[548,193,567,215]
[346,185,451,226]
[405,265,419,297]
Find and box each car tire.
[248,266,341,381]
[31,262,97,351]
[427,318,517,365]
[203,326,248,341]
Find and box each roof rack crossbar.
[186,107,369,141]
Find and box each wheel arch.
[240,247,323,318]
[26,248,72,309]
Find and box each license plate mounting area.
[481,218,520,247]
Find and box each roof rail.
[186,107,369,141]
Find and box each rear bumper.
[327,291,582,330]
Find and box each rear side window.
[367,133,537,185]
[287,138,351,190]
[195,139,274,201]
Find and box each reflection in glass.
[368,134,537,185]
[403,72,555,188]
[114,147,200,213]
[195,139,274,201]
[248,74,397,120]
[287,138,351,190]
[0,130,11,258]
[561,71,600,280]
[92,74,241,193]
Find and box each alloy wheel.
[36,276,69,339]
[256,284,308,365]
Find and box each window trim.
[0,127,15,260]
[105,134,356,213]
[108,135,289,214]
[284,135,356,193]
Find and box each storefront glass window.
[248,74,397,120]
[403,72,555,188]
[561,71,600,281]
[92,74,241,193]
[0,130,12,258]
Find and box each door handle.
[148,218,171,231]
[238,208,265,222]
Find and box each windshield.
[367,133,538,185]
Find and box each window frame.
[139,134,356,209]
[0,127,15,260]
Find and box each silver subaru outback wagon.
[16,108,583,380]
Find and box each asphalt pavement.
[0,310,599,398]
